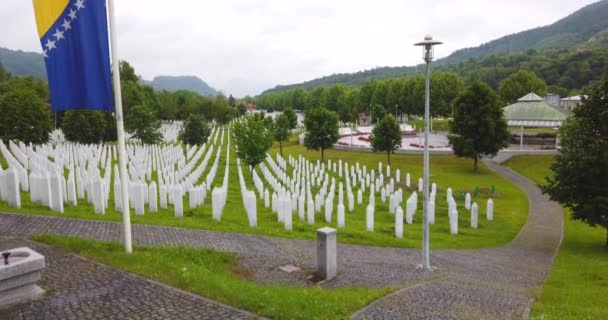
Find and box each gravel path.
[0,238,258,320]
[0,160,563,319]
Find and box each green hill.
[261,0,608,94]
[0,48,217,96]
[144,75,217,97]
[0,47,47,79]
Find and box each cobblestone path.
[0,160,563,319]
[0,238,258,320]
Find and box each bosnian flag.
[33,0,113,112]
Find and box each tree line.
[0,61,248,145]
[255,67,555,122]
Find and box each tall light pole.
[414,35,442,270]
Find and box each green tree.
[304,107,339,162]
[283,106,298,129]
[236,102,248,116]
[448,82,509,171]
[0,89,52,144]
[431,72,465,117]
[119,60,139,82]
[272,114,291,156]
[371,104,387,124]
[62,110,107,144]
[179,114,211,145]
[125,105,162,144]
[542,74,608,246]
[371,114,402,165]
[233,115,273,171]
[0,63,10,82]
[498,70,548,104]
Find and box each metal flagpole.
[107,0,132,253]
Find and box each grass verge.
[33,234,392,320]
[505,155,608,320]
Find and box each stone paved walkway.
[0,160,563,319]
[0,238,258,320]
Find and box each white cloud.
[0,0,598,96]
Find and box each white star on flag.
[42,49,48,58]
[53,29,65,40]
[62,19,72,30]
[69,9,77,20]
[45,39,56,50]
[74,0,85,10]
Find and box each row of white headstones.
[0,125,228,218]
[244,149,494,237]
[0,124,494,238]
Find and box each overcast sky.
[0,0,597,96]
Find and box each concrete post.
[317,227,337,280]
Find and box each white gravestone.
[471,202,478,229]
[395,206,404,238]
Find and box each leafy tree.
[62,110,107,144]
[272,114,291,156]
[283,106,298,129]
[498,70,548,104]
[233,115,273,171]
[542,74,608,246]
[371,114,402,165]
[0,76,49,101]
[0,63,10,82]
[448,82,509,171]
[431,72,465,117]
[235,102,248,116]
[179,114,211,145]
[304,107,339,162]
[119,60,139,82]
[0,89,52,144]
[371,104,387,124]
[228,94,236,106]
[371,81,389,108]
[125,105,162,144]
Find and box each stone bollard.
[317,227,337,280]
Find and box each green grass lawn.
[505,155,608,320]
[0,133,528,250]
[408,118,450,132]
[34,234,392,320]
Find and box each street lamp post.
[414,35,442,271]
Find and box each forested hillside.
[261,0,608,94]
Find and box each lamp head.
[414,35,442,63]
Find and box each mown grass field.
[0,133,528,249]
[34,234,391,320]
[505,155,608,320]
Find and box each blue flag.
[34,0,113,112]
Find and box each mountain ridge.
[0,47,218,97]
[260,0,608,95]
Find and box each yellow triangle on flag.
[32,0,70,38]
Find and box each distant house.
[504,93,572,149]
[560,95,584,111]
[504,93,571,128]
